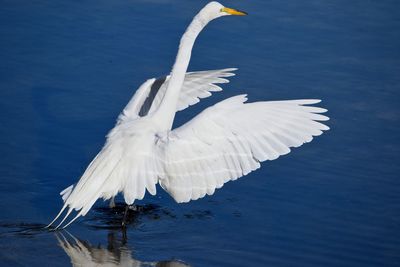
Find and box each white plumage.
[117,68,237,123]
[47,2,329,229]
[158,96,329,203]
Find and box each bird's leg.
[122,205,130,227]
[121,227,128,245]
[129,205,138,212]
[109,196,116,209]
[107,232,115,251]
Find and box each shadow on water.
[0,222,48,238]
[0,203,163,237]
[82,202,213,229]
[82,203,171,230]
[0,202,213,234]
[0,203,166,236]
[56,230,190,267]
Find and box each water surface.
[0,0,399,266]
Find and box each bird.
[47,1,329,229]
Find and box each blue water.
[1,0,399,266]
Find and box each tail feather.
[46,148,120,229]
[45,204,67,228]
[62,210,84,229]
[55,207,73,229]
[47,131,162,229]
[60,184,74,201]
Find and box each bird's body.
[48,2,329,229]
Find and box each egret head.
[198,2,247,23]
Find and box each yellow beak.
[221,7,248,16]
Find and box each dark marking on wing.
[139,76,167,116]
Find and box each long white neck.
[152,14,209,130]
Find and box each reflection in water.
[56,230,190,267]
[0,221,190,266]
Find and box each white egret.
[47,1,329,229]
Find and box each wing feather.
[118,68,237,124]
[157,95,329,203]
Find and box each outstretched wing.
[46,69,237,229]
[157,95,329,203]
[117,68,237,123]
